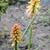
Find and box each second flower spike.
[26,0,40,18]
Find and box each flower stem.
[28,25,32,50]
[15,41,18,50]
[23,16,36,37]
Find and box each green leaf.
[0,3,8,6]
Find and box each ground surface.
[0,0,50,50]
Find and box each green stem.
[28,25,32,50]
[23,16,36,38]
[0,16,1,21]
[15,41,18,50]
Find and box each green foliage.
[39,8,50,26]
[39,16,50,26]
[8,0,18,5]
[0,0,8,15]
[47,8,50,15]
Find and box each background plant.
[39,16,50,26]
[0,0,9,15]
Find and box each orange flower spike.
[10,23,22,46]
